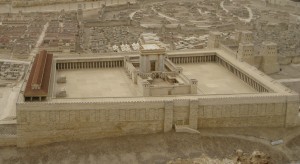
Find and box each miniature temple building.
[139,44,166,73]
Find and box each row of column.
[56,60,124,70]
[25,96,45,102]
[171,56,215,64]
[217,56,269,93]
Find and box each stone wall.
[147,85,192,96]
[16,92,299,147]
[84,19,133,28]
[11,0,94,7]
[17,101,166,147]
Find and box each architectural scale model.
[0,0,299,163]
[16,35,299,146]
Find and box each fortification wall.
[197,97,287,128]
[17,101,166,147]
[11,0,93,7]
[84,19,134,27]
[103,3,139,12]
[16,93,299,147]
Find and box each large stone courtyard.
[55,68,140,98]
[178,63,257,94]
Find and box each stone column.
[164,100,174,132]
[190,79,198,94]
[189,99,198,130]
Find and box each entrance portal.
[150,61,156,71]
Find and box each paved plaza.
[55,68,141,98]
[178,63,257,94]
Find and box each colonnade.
[170,55,216,64]
[216,57,269,93]
[56,60,124,70]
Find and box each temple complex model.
[16,41,299,146]
[0,0,299,156]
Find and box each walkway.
[28,22,49,60]
[276,78,300,83]
[151,6,179,22]
[238,6,253,23]
[220,0,253,23]
[129,9,140,20]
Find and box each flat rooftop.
[178,63,258,94]
[141,44,161,50]
[55,68,141,98]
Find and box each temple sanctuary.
[16,39,300,147]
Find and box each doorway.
[150,61,156,71]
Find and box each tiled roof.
[24,50,53,97]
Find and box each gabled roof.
[24,50,53,97]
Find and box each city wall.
[84,19,136,27]
[11,0,93,7]
[102,3,139,12]
[17,93,299,147]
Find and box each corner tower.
[260,41,280,74]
